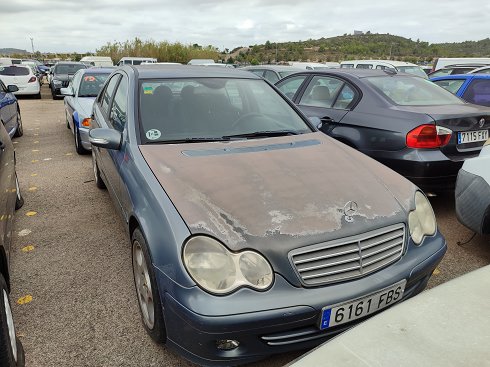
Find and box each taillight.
[406,124,452,148]
[28,76,37,83]
[81,118,92,127]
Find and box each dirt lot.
[8,86,490,366]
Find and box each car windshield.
[78,74,110,97]
[365,75,466,106]
[0,66,29,76]
[432,79,466,94]
[55,64,86,74]
[139,78,312,143]
[397,66,428,79]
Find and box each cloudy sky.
[2,0,489,53]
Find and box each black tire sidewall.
[131,229,167,344]
[0,274,23,367]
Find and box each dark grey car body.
[276,69,490,192]
[89,65,446,366]
[49,62,87,99]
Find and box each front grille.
[290,224,405,286]
[62,81,69,87]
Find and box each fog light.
[216,339,240,351]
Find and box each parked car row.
[0,77,25,366]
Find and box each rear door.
[294,75,358,127]
[461,78,490,107]
[0,118,15,263]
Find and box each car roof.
[55,61,86,65]
[130,64,261,79]
[341,60,419,67]
[241,65,303,72]
[285,68,413,79]
[431,74,490,81]
[79,67,115,74]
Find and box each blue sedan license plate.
[458,130,488,144]
[320,280,406,330]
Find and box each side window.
[333,84,357,109]
[276,75,308,100]
[462,80,490,107]
[356,64,373,69]
[110,76,128,131]
[263,70,280,83]
[299,76,343,108]
[100,75,121,116]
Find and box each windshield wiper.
[222,130,302,139]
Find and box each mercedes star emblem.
[343,201,358,223]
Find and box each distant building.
[354,30,364,36]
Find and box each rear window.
[0,66,29,76]
[78,74,110,97]
[54,63,86,74]
[432,79,465,94]
[366,75,465,106]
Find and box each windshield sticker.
[84,76,96,82]
[143,86,153,95]
[146,129,161,140]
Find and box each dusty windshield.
[366,75,466,106]
[78,74,110,97]
[55,63,86,74]
[139,78,312,143]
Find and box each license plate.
[458,129,488,144]
[319,280,406,330]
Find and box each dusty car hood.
[139,133,414,251]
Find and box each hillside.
[0,48,28,56]
[228,33,490,64]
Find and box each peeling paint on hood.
[139,133,413,251]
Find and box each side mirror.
[89,128,122,150]
[7,85,19,93]
[60,87,74,96]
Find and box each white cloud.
[0,0,489,53]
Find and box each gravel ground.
[7,85,490,367]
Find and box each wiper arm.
[222,130,301,139]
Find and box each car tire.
[92,151,106,189]
[35,92,41,100]
[131,228,167,344]
[13,111,23,138]
[51,86,56,100]
[14,174,24,211]
[74,125,88,155]
[0,274,25,367]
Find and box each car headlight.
[183,236,274,295]
[408,191,436,245]
[53,80,62,85]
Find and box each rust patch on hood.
[139,133,411,250]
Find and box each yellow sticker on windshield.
[144,86,153,94]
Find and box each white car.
[0,64,40,98]
[288,265,490,367]
[455,138,490,234]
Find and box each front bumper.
[158,234,447,366]
[455,169,490,234]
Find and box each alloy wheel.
[132,240,155,329]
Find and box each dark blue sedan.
[89,65,446,366]
[0,80,23,138]
[431,74,490,107]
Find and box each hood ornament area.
[343,201,358,223]
[479,118,485,128]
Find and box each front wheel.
[132,229,166,344]
[0,274,26,367]
[92,151,105,189]
[13,111,23,138]
[14,173,24,210]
